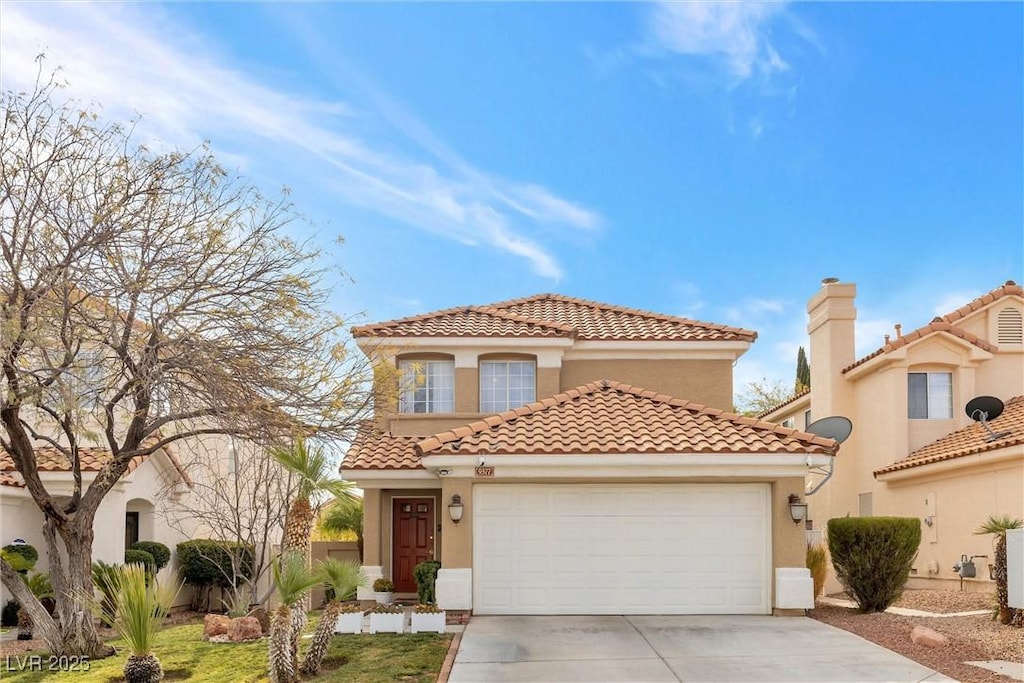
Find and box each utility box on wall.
[1008,528,1023,609]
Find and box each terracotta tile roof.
[0,443,191,486]
[843,281,1021,374]
[353,293,757,343]
[340,422,423,470]
[0,471,24,488]
[756,386,811,419]
[416,380,837,456]
[875,395,1024,476]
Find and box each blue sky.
[3,2,1021,404]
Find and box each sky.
[2,1,1022,406]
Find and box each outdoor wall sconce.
[788,494,808,526]
[448,494,464,524]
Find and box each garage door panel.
[474,484,771,615]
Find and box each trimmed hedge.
[131,541,171,572]
[124,548,155,570]
[176,539,254,588]
[413,560,441,605]
[2,544,38,570]
[827,517,921,612]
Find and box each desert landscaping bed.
[812,590,1023,683]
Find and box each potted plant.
[368,603,404,634]
[372,578,394,605]
[333,603,365,635]
[410,603,445,634]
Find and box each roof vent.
[821,277,839,285]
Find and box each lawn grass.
[3,614,451,682]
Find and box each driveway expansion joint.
[624,615,683,683]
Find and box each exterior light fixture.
[788,493,808,526]
[448,494,464,524]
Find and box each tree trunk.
[267,604,295,683]
[0,559,60,650]
[300,601,342,676]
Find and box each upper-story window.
[804,410,813,429]
[480,360,536,413]
[398,359,454,413]
[908,372,952,419]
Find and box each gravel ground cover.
[813,590,1022,683]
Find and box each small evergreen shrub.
[372,578,394,593]
[125,548,156,570]
[413,560,441,604]
[131,541,171,572]
[2,544,38,571]
[2,600,19,627]
[176,539,254,588]
[806,543,828,599]
[827,517,921,612]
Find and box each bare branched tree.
[0,64,373,656]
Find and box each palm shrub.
[17,573,53,640]
[84,563,180,683]
[267,552,322,683]
[975,514,1023,626]
[806,544,828,600]
[300,559,365,676]
[320,497,364,561]
[827,517,920,612]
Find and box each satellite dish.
[965,395,1011,442]
[806,416,853,444]
[965,395,1004,422]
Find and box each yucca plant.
[267,552,322,683]
[85,564,179,683]
[975,514,1023,626]
[92,560,122,627]
[300,559,366,676]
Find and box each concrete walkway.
[449,615,954,682]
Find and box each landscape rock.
[910,625,948,648]
[246,606,269,634]
[227,616,262,642]
[202,614,231,640]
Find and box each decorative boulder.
[227,616,262,642]
[910,625,948,648]
[203,614,231,639]
[246,606,270,635]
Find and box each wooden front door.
[392,498,435,593]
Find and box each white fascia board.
[421,453,828,479]
[361,337,574,349]
[761,394,812,421]
[341,470,439,490]
[875,446,1022,482]
[564,340,750,361]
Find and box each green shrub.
[413,560,441,605]
[806,543,828,599]
[92,561,121,627]
[125,548,155,570]
[2,600,19,627]
[372,578,394,593]
[176,539,254,588]
[827,517,921,612]
[131,541,171,572]
[2,544,38,571]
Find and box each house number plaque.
[475,466,495,477]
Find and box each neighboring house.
[761,279,1024,591]
[340,294,839,616]
[0,443,194,608]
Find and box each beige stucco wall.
[560,359,733,410]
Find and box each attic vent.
[858,492,873,517]
[997,307,1023,344]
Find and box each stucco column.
[436,479,473,610]
[362,489,382,565]
[772,478,812,615]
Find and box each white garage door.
[473,484,771,615]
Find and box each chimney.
[807,278,857,419]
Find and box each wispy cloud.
[646,1,791,80]
[1,3,599,279]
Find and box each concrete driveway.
[449,615,954,682]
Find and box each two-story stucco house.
[762,279,1024,591]
[340,294,840,616]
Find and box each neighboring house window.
[480,361,536,413]
[907,372,952,419]
[804,410,812,429]
[399,360,454,413]
[125,511,140,548]
[997,307,1023,344]
[781,417,795,428]
[858,492,873,517]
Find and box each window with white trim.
[804,410,812,429]
[908,372,952,419]
[480,360,536,413]
[398,359,454,413]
